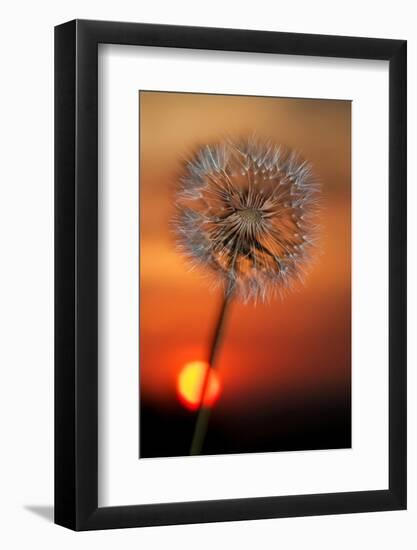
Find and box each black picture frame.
[55,19,407,531]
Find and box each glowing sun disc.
[177,361,221,411]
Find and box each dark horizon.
[140,386,351,458]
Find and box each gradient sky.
[139,91,351,427]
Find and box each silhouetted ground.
[139,390,351,458]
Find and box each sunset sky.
[139,91,351,457]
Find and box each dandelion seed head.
[173,137,320,303]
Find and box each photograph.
[139,91,352,458]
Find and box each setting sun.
[177,361,221,411]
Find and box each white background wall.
[0,1,415,548]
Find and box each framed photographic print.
[55,19,406,530]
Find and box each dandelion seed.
[173,137,320,303]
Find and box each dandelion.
[172,137,320,455]
[174,137,320,303]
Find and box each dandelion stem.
[189,283,234,455]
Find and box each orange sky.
[139,91,351,416]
